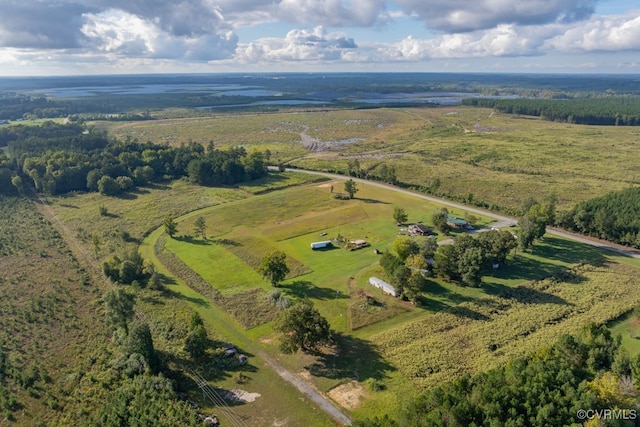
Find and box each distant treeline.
[6,122,269,195]
[0,92,256,121]
[558,187,640,248]
[355,324,636,427]
[463,97,640,125]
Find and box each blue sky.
[0,0,638,75]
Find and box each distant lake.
[0,73,545,111]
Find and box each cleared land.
[138,177,640,420]
[104,107,640,213]
[47,173,339,426]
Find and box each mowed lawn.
[163,179,492,328]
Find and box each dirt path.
[280,167,640,260]
[258,351,353,426]
[141,225,353,426]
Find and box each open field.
[104,107,640,214]
[0,196,107,425]
[134,177,640,420]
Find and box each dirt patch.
[328,381,366,410]
[224,389,261,403]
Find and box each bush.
[97,175,121,196]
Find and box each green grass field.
[137,177,640,420]
[34,130,640,422]
[104,107,640,214]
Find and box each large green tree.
[432,209,451,234]
[392,236,420,261]
[393,207,408,225]
[344,179,358,199]
[458,247,484,287]
[434,244,458,281]
[125,322,160,374]
[275,300,331,354]
[193,216,206,240]
[163,216,177,238]
[258,251,290,287]
[103,287,136,333]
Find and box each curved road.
[281,167,640,259]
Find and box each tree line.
[355,323,638,426]
[4,122,270,196]
[558,187,640,248]
[463,97,640,126]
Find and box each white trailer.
[310,240,332,250]
[369,277,399,297]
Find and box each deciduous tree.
[103,287,136,333]
[193,216,206,240]
[163,216,177,238]
[275,300,331,354]
[432,209,451,234]
[344,179,358,199]
[392,236,419,261]
[125,322,159,373]
[393,207,408,225]
[258,251,290,287]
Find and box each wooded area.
[463,97,640,125]
[356,324,636,427]
[559,187,640,248]
[3,122,269,196]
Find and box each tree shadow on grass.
[358,198,391,205]
[305,333,395,382]
[162,284,210,307]
[490,255,562,282]
[415,295,451,312]
[423,280,477,305]
[145,182,171,191]
[285,280,349,301]
[534,235,608,265]
[482,281,572,306]
[211,238,241,246]
[446,305,491,321]
[175,235,212,245]
[114,191,138,200]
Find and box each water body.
[1,73,634,110]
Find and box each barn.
[368,277,399,297]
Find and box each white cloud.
[81,9,237,60]
[545,10,640,51]
[393,0,597,32]
[236,26,357,62]
[276,0,386,26]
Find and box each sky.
[0,0,638,76]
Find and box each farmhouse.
[369,277,399,297]
[408,224,431,236]
[447,216,471,229]
[311,240,332,249]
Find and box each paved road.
[283,168,640,260]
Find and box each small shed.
[311,240,332,250]
[369,277,399,297]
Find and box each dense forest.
[2,122,270,196]
[463,97,640,125]
[558,187,640,248]
[355,324,637,427]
